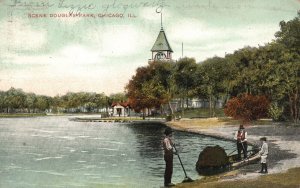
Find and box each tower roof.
[151,28,173,52]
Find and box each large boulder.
[196,145,229,175]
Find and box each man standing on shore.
[234,124,248,160]
[162,127,175,187]
[258,137,268,173]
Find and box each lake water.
[0,116,236,188]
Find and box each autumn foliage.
[224,93,270,122]
[125,61,173,113]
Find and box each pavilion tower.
[149,10,173,61]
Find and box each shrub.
[224,93,270,122]
[268,103,284,122]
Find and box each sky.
[0,0,299,96]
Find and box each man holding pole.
[234,124,248,161]
[162,127,175,187]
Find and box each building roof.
[111,102,130,108]
[151,28,173,52]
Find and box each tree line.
[126,14,300,123]
[0,88,126,114]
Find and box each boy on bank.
[162,127,176,187]
[258,137,269,173]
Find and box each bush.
[268,103,284,122]
[224,93,270,122]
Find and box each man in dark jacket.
[162,127,175,187]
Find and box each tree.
[25,93,37,113]
[6,87,26,113]
[35,95,50,113]
[274,13,300,123]
[195,57,232,117]
[51,95,63,113]
[85,102,97,112]
[173,57,197,111]
[109,93,127,103]
[0,91,7,113]
[229,46,261,95]
[125,61,175,117]
[94,93,108,112]
[150,61,176,115]
[126,65,152,118]
[275,13,300,53]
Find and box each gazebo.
[111,102,131,117]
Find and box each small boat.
[229,149,260,170]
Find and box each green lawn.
[174,108,225,119]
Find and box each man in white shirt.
[234,124,248,160]
[258,137,268,173]
[162,127,175,187]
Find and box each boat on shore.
[229,149,260,170]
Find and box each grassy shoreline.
[167,118,300,187]
[175,167,300,188]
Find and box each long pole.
[173,145,188,178]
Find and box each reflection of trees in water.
[125,122,168,177]
[126,122,166,159]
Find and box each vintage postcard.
[0,0,299,187]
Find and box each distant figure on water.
[162,127,175,187]
[234,124,248,160]
[258,137,268,174]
